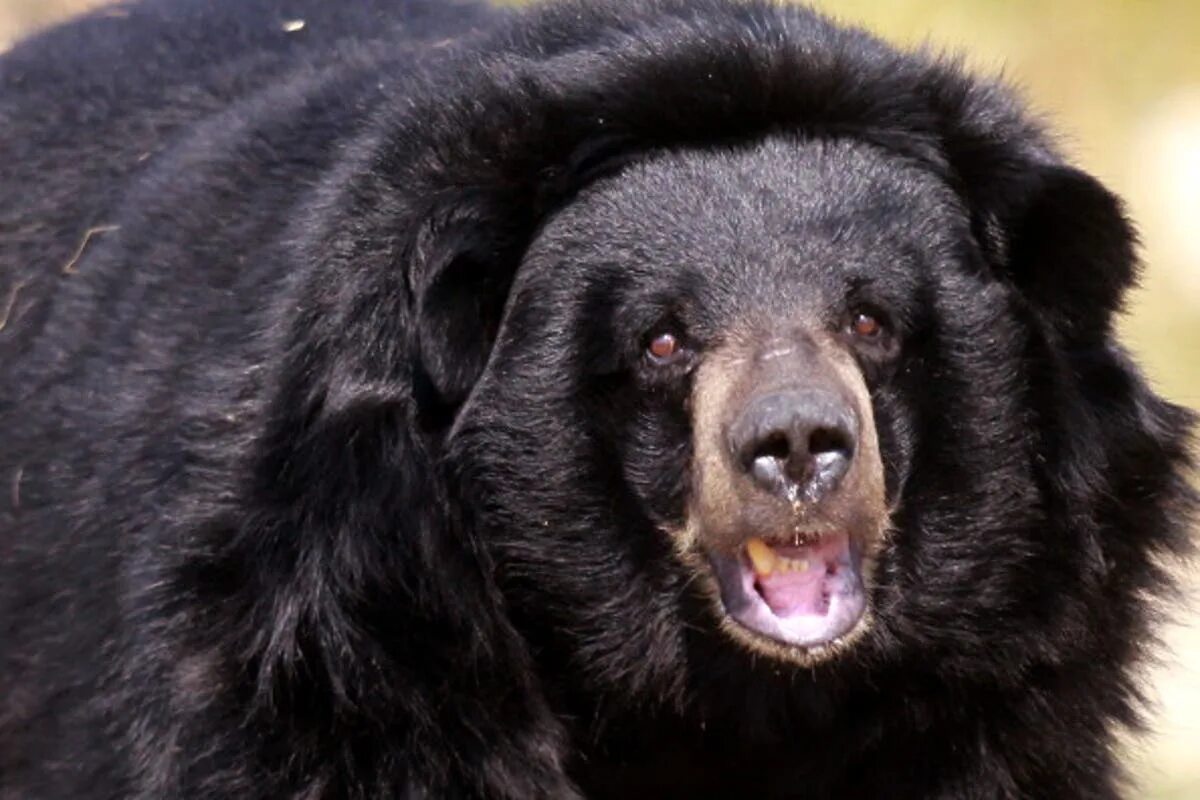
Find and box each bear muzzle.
[683,327,889,661]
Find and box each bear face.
[448,136,1050,685]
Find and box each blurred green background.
[3,0,1197,796]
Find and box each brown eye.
[850,311,883,339]
[647,331,682,363]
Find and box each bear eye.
[646,331,686,365]
[849,310,884,339]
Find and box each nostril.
[744,432,793,494]
[755,433,791,464]
[808,424,854,498]
[808,427,852,459]
[729,390,858,500]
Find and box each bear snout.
[726,387,858,505]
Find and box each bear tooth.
[745,537,778,576]
[776,557,811,573]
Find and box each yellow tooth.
[745,537,779,576]
[778,557,810,573]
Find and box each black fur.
[0,1,1193,798]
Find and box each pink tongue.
[756,568,827,617]
[754,534,850,617]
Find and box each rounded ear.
[414,231,516,410]
[410,138,639,413]
[981,164,1137,345]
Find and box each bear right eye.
[645,331,690,366]
[648,332,680,359]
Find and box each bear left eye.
[848,309,890,341]
[850,311,883,338]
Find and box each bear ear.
[410,136,639,415]
[412,223,518,413]
[982,163,1137,345]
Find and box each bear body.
[0,1,1194,798]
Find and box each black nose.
[727,390,857,502]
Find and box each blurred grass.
[3,0,1198,796]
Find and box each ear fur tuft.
[996,165,1137,344]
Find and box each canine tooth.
[745,537,778,576]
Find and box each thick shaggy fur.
[0,1,1194,798]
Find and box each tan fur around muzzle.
[677,332,889,560]
[669,332,890,662]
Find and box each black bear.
[0,0,1194,798]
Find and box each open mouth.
[708,532,867,650]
